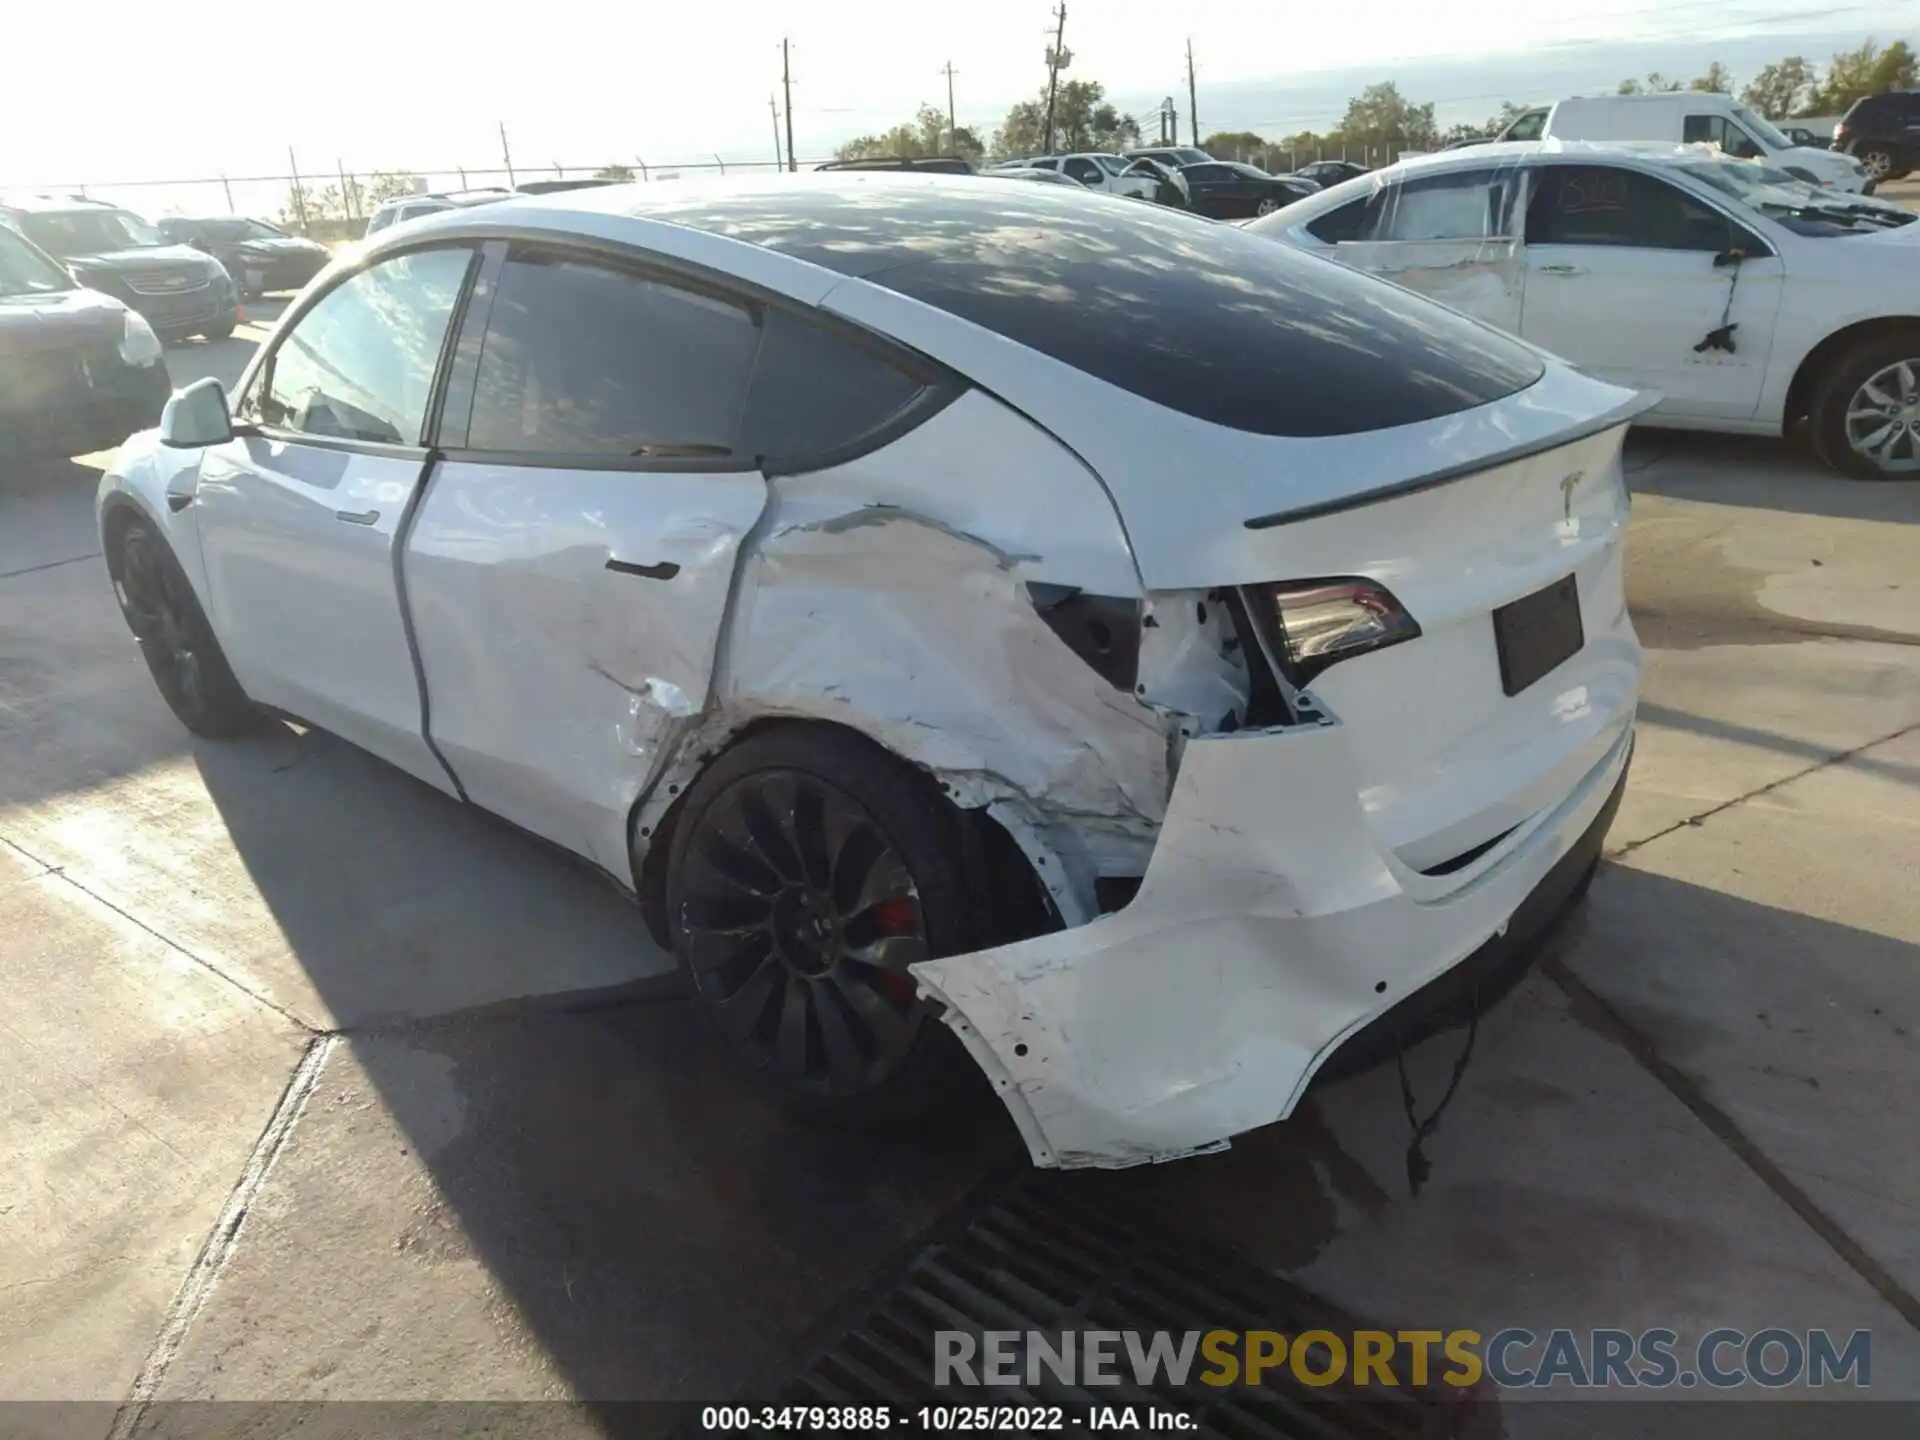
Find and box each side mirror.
[159,377,235,448]
[1712,247,1747,269]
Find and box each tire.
[1809,333,1920,480]
[1256,196,1281,216]
[110,517,259,736]
[201,321,237,342]
[1857,147,1896,182]
[663,724,978,1126]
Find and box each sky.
[5,0,1918,212]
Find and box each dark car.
[1122,145,1214,169]
[1833,92,1920,182]
[1,197,236,345]
[0,222,170,463]
[815,155,975,174]
[514,178,622,195]
[1293,159,1370,187]
[156,215,330,299]
[1178,161,1317,219]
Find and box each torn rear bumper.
[912,712,1634,1169]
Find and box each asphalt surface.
[1,302,1916,1434]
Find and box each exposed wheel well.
[1786,317,1920,428]
[630,715,1058,951]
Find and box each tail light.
[1834,121,1849,143]
[1247,577,1421,683]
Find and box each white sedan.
[1250,140,1920,479]
[99,176,1641,1168]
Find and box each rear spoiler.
[1243,391,1659,529]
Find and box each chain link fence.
[23,158,825,240]
[29,143,1410,241]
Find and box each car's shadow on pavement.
[1624,428,1920,523]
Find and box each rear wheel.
[1256,196,1282,216]
[111,518,258,735]
[1810,337,1920,480]
[664,726,976,1125]
[1857,147,1896,181]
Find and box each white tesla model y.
[100,174,1644,1168]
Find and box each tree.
[1339,81,1437,151]
[990,79,1138,158]
[365,171,419,204]
[593,164,636,182]
[1744,57,1816,118]
[841,104,985,161]
[1690,62,1736,94]
[1808,39,1918,113]
[1621,72,1683,94]
[1203,130,1271,163]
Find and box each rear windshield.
[859,195,1541,436]
[647,182,1545,438]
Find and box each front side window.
[243,246,471,444]
[1366,170,1510,242]
[19,209,165,258]
[1527,165,1748,252]
[1301,198,1367,243]
[466,249,758,458]
[1063,158,1103,185]
[1682,114,1763,160]
[0,226,75,296]
[1504,110,1547,142]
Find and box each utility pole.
[499,121,516,188]
[1043,4,1068,154]
[337,158,354,220]
[782,39,797,172]
[770,95,785,170]
[1186,39,1199,152]
[287,146,308,233]
[942,61,958,146]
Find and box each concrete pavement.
[0,318,1914,1428]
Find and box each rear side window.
[467,249,758,457]
[739,309,928,468]
[1527,165,1754,252]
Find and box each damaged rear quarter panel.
[692,391,1174,919]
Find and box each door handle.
[333,508,380,525]
[606,558,681,581]
[1538,264,1586,276]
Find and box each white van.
[1540,94,1869,192]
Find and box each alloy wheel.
[117,532,205,706]
[677,768,931,1095]
[1844,359,1920,474]
[1860,149,1894,181]
[1256,197,1281,215]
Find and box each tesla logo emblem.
[1560,470,1585,521]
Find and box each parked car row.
[1456,92,1872,193]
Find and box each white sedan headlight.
[119,310,163,368]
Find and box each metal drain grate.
[767,1177,1485,1438]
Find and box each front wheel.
[111,518,259,735]
[664,725,977,1125]
[1810,337,1920,480]
[1256,196,1282,216]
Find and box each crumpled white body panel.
[913,714,1634,1169]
